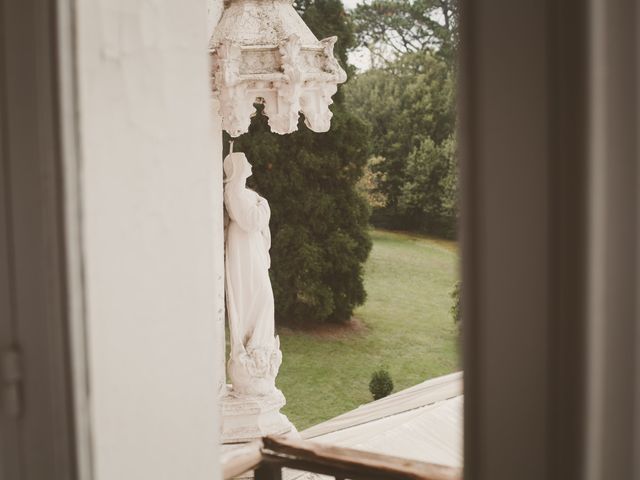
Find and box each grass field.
[276,229,460,430]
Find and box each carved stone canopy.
[210,0,347,137]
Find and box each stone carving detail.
[214,42,256,138]
[227,339,283,397]
[221,151,294,443]
[210,0,347,137]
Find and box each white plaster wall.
[75,1,224,478]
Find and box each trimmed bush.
[369,368,394,400]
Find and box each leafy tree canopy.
[345,50,457,236]
[352,0,458,66]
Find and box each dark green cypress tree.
[230,0,372,325]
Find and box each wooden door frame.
[0,0,91,478]
[460,0,590,479]
[461,0,639,479]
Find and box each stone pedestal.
[221,385,294,444]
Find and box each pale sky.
[342,0,370,70]
[342,0,360,10]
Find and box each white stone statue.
[224,152,282,397]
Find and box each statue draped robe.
[224,182,280,396]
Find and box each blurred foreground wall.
[75,0,225,478]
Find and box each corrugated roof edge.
[301,371,463,439]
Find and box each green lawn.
[276,229,460,430]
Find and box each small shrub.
[369,368,394,400]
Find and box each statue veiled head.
[224,152,252,185]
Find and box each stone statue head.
[223,152,252,184]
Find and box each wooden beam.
[261,436,461,480]
[221,441,263,479]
